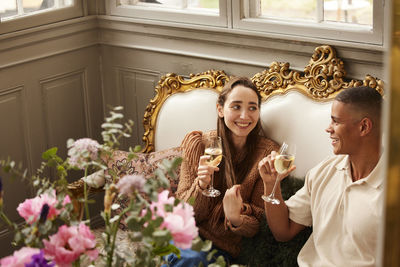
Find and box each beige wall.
[0,18,102,256]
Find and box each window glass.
[260,0,372,26]
[323,0,372,25]
[260,0,316,21]
[120,0,219,14]
[1,0,74,21]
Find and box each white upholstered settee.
[139,45,383,180]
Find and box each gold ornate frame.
[252,45,384,101]
[142,70,229,152]
[141,45,384,153]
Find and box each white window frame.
[0,0,83,35]
[107,0,384,46]
[235,0,383,45]
[108,0,228,27]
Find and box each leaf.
[190,237,211,252]
[152,243,180,257]
[187,196,196,206]
[42,147,58,160]
[126,216,142,231]
[206,249,218,262]
[152,229,169,238]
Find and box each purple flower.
[39,204,50,223]
[116,174,146,197]
[0,247,40,267]
[67,138,101,169]
[25,250,55,267]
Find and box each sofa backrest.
[142,45,383,179]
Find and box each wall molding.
[0,16,99,69]
[97,16,384,80]
[0,15,384,79]
[0,85,32,174]
[40,68,91,147]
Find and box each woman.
[166,76,279,266]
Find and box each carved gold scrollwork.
[304,45,347,98]
[252,45,384,101]
[252,62,304,99]
[142,70,229,152]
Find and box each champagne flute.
[202,136,223,197]
[262,142,296,204]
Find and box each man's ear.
[359,117,373,136]
[217,104,224,118]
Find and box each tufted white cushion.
[155,89,219,151]
[260,90,333,178]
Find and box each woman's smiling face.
[217,84,260,147]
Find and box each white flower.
[83,170,105,188]
[67,138,101,169]
[116,174,146,196]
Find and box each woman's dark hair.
[210,76,262,225]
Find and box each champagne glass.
[262,142,296,204]
[202,136,223,197]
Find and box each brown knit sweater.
[176,131,279,258]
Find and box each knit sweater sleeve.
[175,131,216,223]
[225,138,280,237]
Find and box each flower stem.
[107,201,132,267]
[83,168,90,222]
[0,211,14,228]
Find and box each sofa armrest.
[67,174,105,220]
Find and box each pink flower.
[0,247,40,267]
[148,190,174,218]
[17,191,71,224]
[43,223,98,267]
[67,138,101,169]
[116,174,146,196]
[163,203,198,249]
[148,190,198,249]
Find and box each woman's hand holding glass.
[200,136,223,197]
[197,155,219,191]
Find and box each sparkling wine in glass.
[262,142,296,204]
[202,136,223,197]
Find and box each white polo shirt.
[285,155,384,267]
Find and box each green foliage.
[0,106,226,267]
[236,177,312,267]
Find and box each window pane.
[121,0,219,13]
[1,0,74,21]
[260,0,316,21]
[135,0,181,8]
[188,0,219,10]
[324,0,372,26]
[0,0,17,19]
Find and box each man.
[258,86,383,266]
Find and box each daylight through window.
[0,0,74,21]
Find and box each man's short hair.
[335,86,382,122]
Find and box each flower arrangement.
[0,107,222,267]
